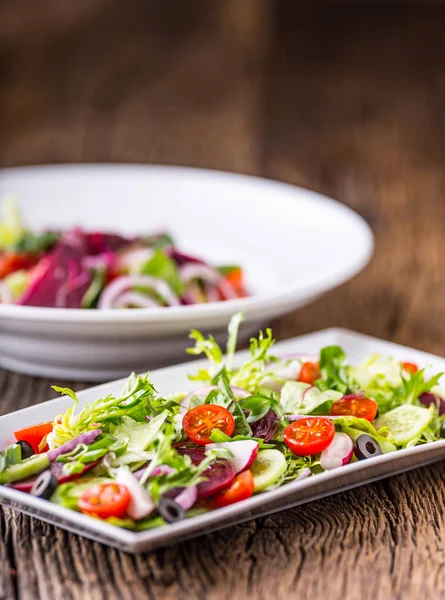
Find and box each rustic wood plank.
[2,2,445,599]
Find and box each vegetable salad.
[1,314,444,530]
[0,198,247,308]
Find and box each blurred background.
[1,0,444,351]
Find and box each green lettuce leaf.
[331,415,397,453]
[280,381,342,415]
[110,412,168,466]
[316,346,351,393]
[140,249,184,295]
[11,231,59,253]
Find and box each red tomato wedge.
[78,482,131,519]
[331,396,378,422]
[402,362,418,374]
[224,268,247,298]
[0,252,34,279]
[298,362,320,385]
[14,421,54,454]
[182,405,235,446]
[212,470,255,508]
[283,417,335,456]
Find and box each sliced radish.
[319,432,353,470]
[205,440,259,474]
[181,385,249,411]
[115,467,155,520]
[197,460,235,499]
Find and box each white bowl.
[0,164,373,380]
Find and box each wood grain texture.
[2,2,445,599]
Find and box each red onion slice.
[173,485,198,511]
[113,291,160,309]
[181,385,250,411]
[98,275,180,309]
[82,251,118,271]
[205,284,220,303]
[47,429,102,462]
[133,464,174,481]
[296,467,312,481]
[179,263,237,301]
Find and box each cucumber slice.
[250,449,286,492]
[374,405,432,446]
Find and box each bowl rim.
[0,163,374,324]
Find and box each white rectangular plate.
[2,327,445,554]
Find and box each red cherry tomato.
[14,421,54,454]
[298,362,320,385]
[331,397,378,422]
[0,252,34,279]
[78,482,131,519]
[212,470,255,508]
[182,404,235,446]
[283,417,335,456]
[402,362,418,374]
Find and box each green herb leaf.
[140,249,184,295]
[11,231,59,253]
[240,394,276,423]
[81,267,105,309]
[317,346,350,393]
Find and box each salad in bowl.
[0,198,247,309]
[1,313,445,531]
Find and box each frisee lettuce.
[48,374,159,448]
[187,312,277,393]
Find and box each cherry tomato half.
[182,404,235,446]
[14,421,54,454]
[78,482,131,519]
[331,396,378,422]
[298,362,320,385]
[402,362,418,374]
[212,470,255,508]
[283,417,335,456]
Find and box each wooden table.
[2,2,445,598]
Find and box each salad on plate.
[0,198,247,308]
[1,313,445,530]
